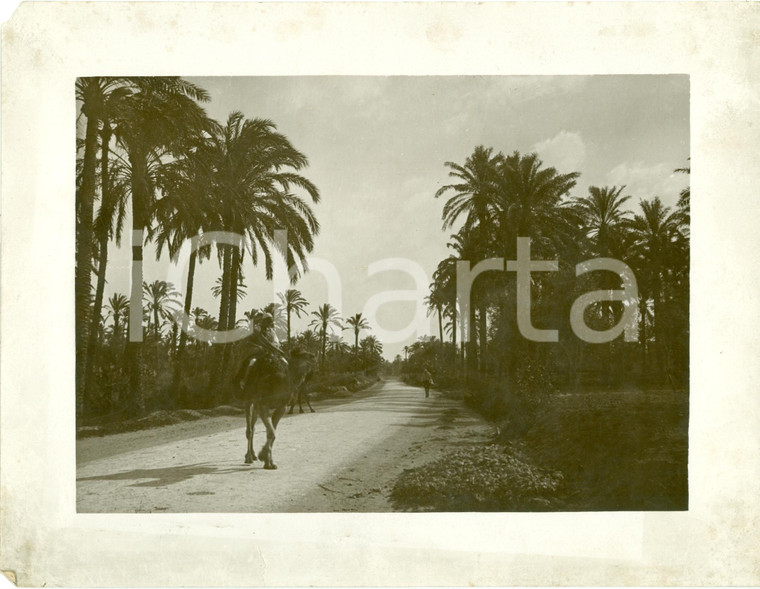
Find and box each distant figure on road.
[423,368,433,398]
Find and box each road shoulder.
[287,390,493,512]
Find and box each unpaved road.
[76,379,493,512]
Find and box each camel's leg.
[272,405,286,429]
[298,390,305,414]
[258,416,275,469]
[302,390,315,413]
[259,408,282,470]
[287,397,295,415]
[269,405,287,469]
[244,401,257,464]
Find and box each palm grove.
[401,146,689,415]
[76,77,382,418]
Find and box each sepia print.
[75,75,689,513]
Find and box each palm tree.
[436,150,580,379]
[628,197,683,292]
[278,289,309,346]
[142,280,182,339]
[185,112,319,391]
[190,306,210,343]
[572,185,634,335]
[573,185,632,258]
[194,313,219,347]
[424,288,446,348]
[327,334,350,358]
[344,313,370,357]
[309,304,342,368]
[192,307,209,322]
[360,335,383,369]
[241,308,263,332]
[82,96,133,410]
[104,293,129,344]
[435,145,502,234]
[628,196,686,379]
[675,161,690,231]
[495,151,580,257]
[432,256,458,353]
[75,77,132,412]
[294,329,320,355]
[153,137,220,385]
[211,275,247,301]
[199,112,320,334]
[443,228,491,371]
[360,335,383,355]
[111,76,210,413]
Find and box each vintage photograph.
[75,75,689,513]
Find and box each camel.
[237,348,315,469]
[288,368,316,414]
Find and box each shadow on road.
[76,462,255,488]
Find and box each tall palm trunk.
[113,315,121,344]
[84,236,109,408]
[153,307,161,339]
[125,148,148,415]
[467,300,477,375]
[478,304,488,373]
[219,247,241,402]
[639,295,648,377]
[499,296,512,387]
[286,308,292,346]
[321,327,327,368]
[227,247,241,330]
[173,248,197,393]
[437,306,443,348]
[450,305,457,348]
[210,245,232,398]
[170,324,179,356]
[217,245,232,332]
[450,304,458,372]
[76,108,100,415]
[652,273,665,379]
[83,125,113,414]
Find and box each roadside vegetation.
[76,77,382,427]
[390,147,689,511]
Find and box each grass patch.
[514,389,688,510]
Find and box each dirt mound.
[391,444,563,511]
[76,405,243,438]
[208,405,243,417]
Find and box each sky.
[101,75,690,360]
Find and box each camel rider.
[239,312,283,391]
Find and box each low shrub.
[308,371,379,398]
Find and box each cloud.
[481,77,587,108]
[606,161,689,208]
[532,130,587,173]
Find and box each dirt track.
[76,379,493,512]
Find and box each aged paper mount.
[2,1,760,586]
